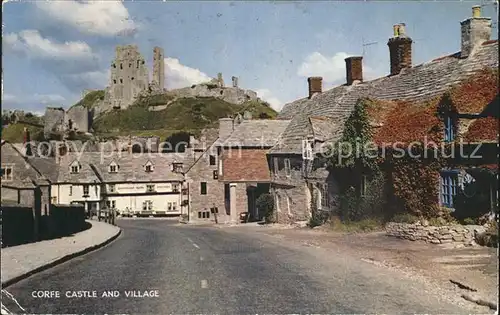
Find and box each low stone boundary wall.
[385,222,485,246]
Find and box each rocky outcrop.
[385,222,486,246]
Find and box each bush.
[463,217,477,225]
[391,213,420,224]
[308,210,328,228]
[256,193,274,223]
[452,181,491,223]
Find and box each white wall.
[51,183,101,204]
[106,181,182,214]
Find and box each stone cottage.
[268,6,498,223]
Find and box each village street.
[3,219,492,314]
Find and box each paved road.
[4,219,469,314]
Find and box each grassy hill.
[1,114,43,143]
[71,90,105,109]
[93,96,277,139]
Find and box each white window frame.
[108,184,116,193]
[109,164,118,173]
[301,139,314,160]
[168,202,172,211]
[172,202,177,211]
[69,185,73,196]
[71,165,79,173]
[110,200,116,208]
[275,193,281,213]
[218,159,223,176]
[1,165,13,181]
[146,184,155,192]
[273,157,278,176]
[172,183,180,193]
[284,158,291,177]
[83,184,89,196]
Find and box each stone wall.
[44,107,65,137]
[385,222,486,246]
[65,105,90,133]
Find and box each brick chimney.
[345,56,363,85]
[219,117,234,141]
[387,23,412,76]
[307,77,322,99]
[460,6,492,58]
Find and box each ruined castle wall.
[65,105,89,133]
[109,45,149,109]
[44,107,65,137]
[152,47,165,91]
[168,85,258,105]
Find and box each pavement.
[1,219,484,314]
[1,220,121,288]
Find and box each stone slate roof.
[57,152,187,184]
[27,157,59,182]
[220,119,291,148]
[0,141,49,185]
[271,41,498,154]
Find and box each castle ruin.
[152,47,165,91]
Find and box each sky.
[2,0,498,114]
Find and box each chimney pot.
[472,5,481,18]
[307,77,323,99]
[345,56,363,85]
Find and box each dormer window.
[172,163,183,173]
[144,160,154,172]
[70,161,81,174]
[444,115,455,142]
[109,161,119,173]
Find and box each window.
[120,63,123,69]
[168,202,172,211]
[131,77,134,80]
[444,116,455,142]
[113,79,117,84]
[198,211,210,219]
[209,155,216,166]
[83,185,89,196]
[172,202,177,211]
[69,185,73,196]
[1,166,13,181]
[320,184,329,208]
[108,184,116,193]
[129,63,132,68]
[302,139,314,160]
[107,200,116,208]
[146,184,155,192]
[142,201,153,211]
[284,158,291,177]
[172,163,183,173]
[200,182,207,195]
[440,171,458,208]
[109,164,118,173]
[145,161,154,172]
[172,184,180,193]
[71,165,79,173]
[137,60,140,68]
[273,157,278,176]
[360,175,368,197]
[218,159,223,176]
[112,63,116,68]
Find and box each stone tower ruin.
[152,46,165,91]
[108,45,149,109]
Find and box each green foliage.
[1,123,45,142]
[329,216,383,232]
[135,93,175,107]
[256,193,274,223]
[71,90,105,109]
[390,213,420,224]
[327,98,378,170]
[463,217,477,225]
[308,210,328,228]
[452,180,492,224]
